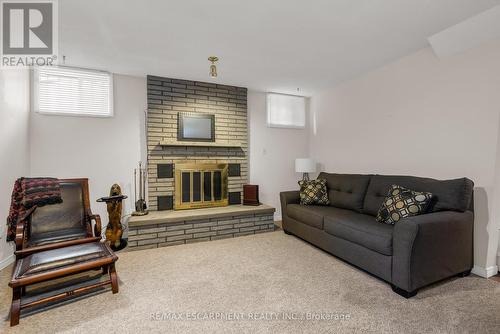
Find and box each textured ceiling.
[59,0,500,94]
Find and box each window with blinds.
[266,93,306,128]
[33,67,113,117]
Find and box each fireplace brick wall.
[146,76,248,211]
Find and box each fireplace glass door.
[175,163,228,210]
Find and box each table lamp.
[295,158,316,181]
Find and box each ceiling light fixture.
[208,56,219,78]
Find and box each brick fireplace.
[146,76,248,211]
[127,76,275,251]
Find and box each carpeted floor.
[1,231,499,333]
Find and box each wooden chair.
[9,241,119,326]
[14,178,102,259]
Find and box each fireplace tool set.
[132,161,148,216]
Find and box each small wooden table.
[9,242,119,326]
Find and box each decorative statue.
[97,184,128,251]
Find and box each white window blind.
[33,67,113,117]
[266,93,305,128]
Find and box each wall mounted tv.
[177,112,215,142]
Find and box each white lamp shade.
[295,158,316,173]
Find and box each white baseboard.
[472,265,499,278]
[0,254,14,271]
[274,214,282,222]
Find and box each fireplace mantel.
[159,140,243,148]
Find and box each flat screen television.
[177,112,215,142]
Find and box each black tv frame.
[177,112,215,142]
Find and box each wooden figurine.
[97,184,128,250]
[106,184,123,248]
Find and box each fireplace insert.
[174,163,228,210]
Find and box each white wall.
[0,69,30,269]
[309,39,500,276]
[248,91,309,219]
[29,74,147,234]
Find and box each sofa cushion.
[287,204,351,230]
[324,212,394,255]
[317,173,371,212]
[363,175,474,216]
[376,185,433,224]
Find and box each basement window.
[266,93,305,128]
[33,67,113,117]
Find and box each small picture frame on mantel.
[177,112,215,142]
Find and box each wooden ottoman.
[9,241,118,326]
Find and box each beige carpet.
[1,231,499,333]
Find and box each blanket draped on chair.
[6,177,62,241]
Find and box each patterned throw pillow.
[376,185,433,224]
[298,179,330,205]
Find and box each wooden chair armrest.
[14,206,37,252]
[86,209,102,237]
[14,237,101,258]
[14,221,26,253]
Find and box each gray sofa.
[280,173,474,298]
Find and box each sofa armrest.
[280,191,300,217]
[392,210,473,292]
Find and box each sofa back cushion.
[363,175,474,216]
[317,173,371,212]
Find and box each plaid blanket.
[6,177,62,242]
